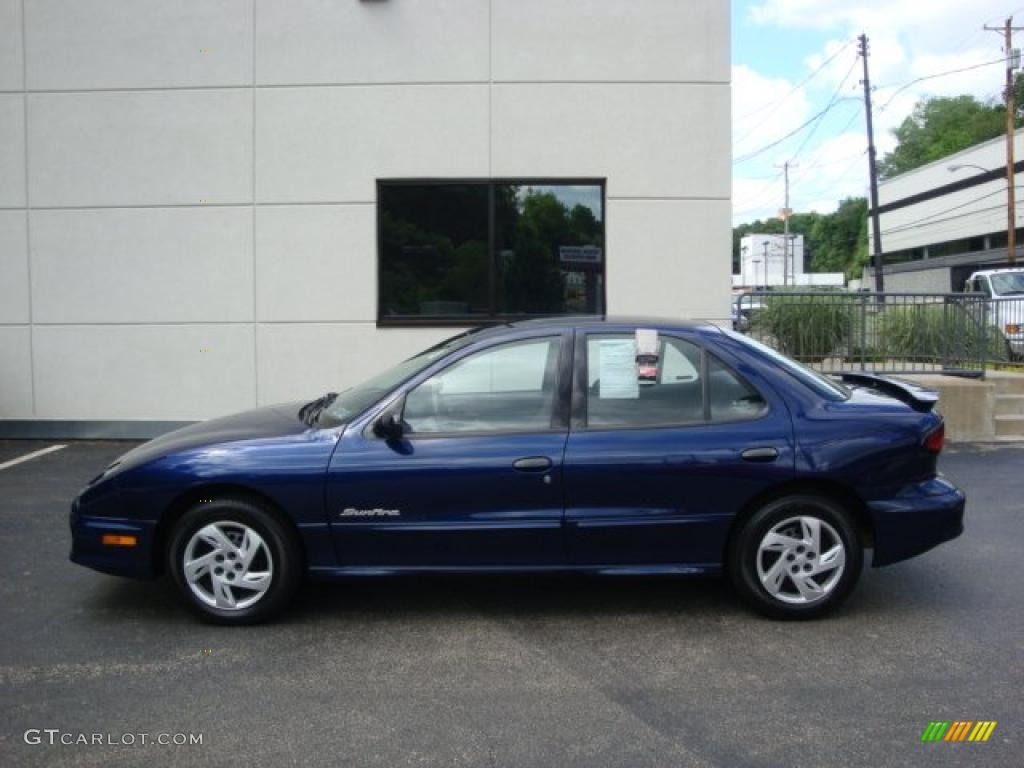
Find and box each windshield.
[990,272,1024,296]
[723,329,849,400]
[318,330,478,425]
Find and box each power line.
[785,56,862,165]
[876,57,1007,112]
[880,185,1024,234]
[733,95,861,164]
[732,170,786,217]
[734,107,865,220]
[734,39,856,124]
[790,104,864,184]
[882,202,1014,239]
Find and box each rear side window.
[708,355,767,421]
[723,329,848,401]
[583,333,766,428]
[586,334,704,427]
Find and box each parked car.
[731,296,763,332]
[965,268,1024,358]
[70,318,964,624]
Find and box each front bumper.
[867,476,965,567]
[69,497,158,579]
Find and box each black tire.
[168,497,302,625]
[728,494,863,620]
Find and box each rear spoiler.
[840,373,939,412]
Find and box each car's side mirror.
[373,400,405,440]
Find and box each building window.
[378,180,605,325]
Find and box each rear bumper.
[867,477,965,567]
[69,499,158,579]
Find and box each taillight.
[923,423,945,454]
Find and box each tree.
[807,197,868,275]
[878,95,1009,179]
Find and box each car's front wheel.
[168,498,301,624]
[729,494,863,619]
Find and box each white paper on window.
[597,339,639,399]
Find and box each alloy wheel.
[182,522,273,610]
[755,515,846,605]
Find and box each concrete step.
[994,415,1024,439]
[995,394,1024,416]
[989,372,1024,396]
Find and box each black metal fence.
[734,291,1021,378]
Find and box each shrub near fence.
[738,291,996,376]
[749,294,850,363]
[877,303,1008,364]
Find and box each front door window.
[404,337,561,434]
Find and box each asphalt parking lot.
[0,440,1021,767]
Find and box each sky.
[731,0,1024,225]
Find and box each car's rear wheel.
[168,498,301,625]
[729,494,863,619]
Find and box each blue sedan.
[70,318,964,623]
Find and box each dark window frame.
[376,178,607,327]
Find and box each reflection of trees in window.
[497,186,603,315]
[379,181,604,322]
[379,184,489,318]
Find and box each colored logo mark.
[921,721,997,742]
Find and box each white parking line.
[0,444,67,471]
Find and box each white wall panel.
[0,211,29,323]
[31,207,253,323]
[25,0,252,90]
[28,90,252,207]
[256,0,487,85]
[606,199,731,322]
[0,0,23,91]
[492,84,730,199]
[256,323,453,406]
[492,0,728,83]
[255,85,488,203]
[0,94,26,207]
[33,324,255,420]
[256,205,375,322]
[0,327,33,417]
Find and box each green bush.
[750,295,851,363]
[877,303,1008,363]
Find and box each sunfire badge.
[339,507,401,518]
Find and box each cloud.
[748,0,992,35]
[734,0,1023,223]
[732,64,813,160]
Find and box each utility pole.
[775,160,797,285]
[762,241,769,288]
[858,33,885,292]
[985,17,1023,265]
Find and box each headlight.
[1006,323,1021,335]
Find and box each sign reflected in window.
[378,180,605,325]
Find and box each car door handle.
[741,447,779,462]
[513,456,552,472]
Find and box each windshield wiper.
[298,392,338,426]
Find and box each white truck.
[964,268,1024,359]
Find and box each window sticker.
[597,339,640,399]
[635,329,659,385]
